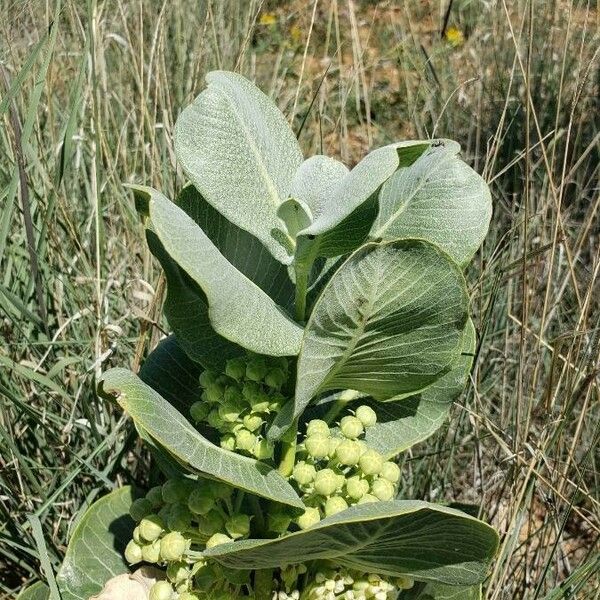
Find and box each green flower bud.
[146,486,164,508]
[175,581,190,594]
[206,409,222,429]
[158,504,171,523]
[197,509,224,537]
[306,419,330,437]
[149,581,173,600]
[292,461,317,485]
[268,510,292,534]
[188,486,214,515]
[139,514,165,541]
[206,533,233,548]
[296,506,321,530]
[209,481,233,500]
[264,367,287,390]
[249,390,271,413]
[340,416,364,439]
[396,576,415,590]
[132,526,143,544]
[357,493,378,504]
[190,401,210,423]
[314,468,339,496]
[225,357,246,381]
[141,539,161,563]
[335,439,361,466]
[243,413,264,432]
[178,593,200,600]
[246,358,268,382]
[162,478,192,504]
[205,382,225,404]
[253,438,273,460]
[199,370,217,389]
[235,428,257,452]
[225,514,251,539]
[328,437,341,456]
[268,392,286,411]
[345,476,369,500]
[359,449,384,476]
[124,540,143,564]
[129,497,153,522]
[167,560,190,584]
[160,531,187,561]
[167,503,192,532]
[324,496,348,516]
[220,433,236,451]
[218,400,244,423]
[355,405,377,427]
[305,435,330,459]
[241,381,260,402]
[371,478,395,501]
[380,461,401,483]
[223,385,242,404]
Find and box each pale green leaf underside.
[174,70,303,263]
[292,239,469,426]
[403,582,482,599]
[99,368,304,509]
[139,185,303,357]
[16,582,50,600]
[371,141,492,267]
[205,500,498,586]
[56,487,135,600]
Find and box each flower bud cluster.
[124,477,252,600]
[190,354,290,460]
[302,567,414,600]
[291,407,400,528]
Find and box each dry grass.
[0,0,598,597]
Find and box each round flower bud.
[246,358,268,382]
[206,533,233,548]
[178,593,200,600]
[235,428,257,452]
[305,435,330,459]
[249,390,271,413]
[210,481,232,500]
[268,510,292,534]
[225,514,251,539]
[220,434,236,452]
[355,405,377,427]
[395,576,414,590]
[197,509,224,537]
[265,367,287,390]
[292,461,317,485]
[190,401,210,423]
[241,381,260,401]
[359,449,384,476]
[149,581,174,600]
[167,503,192,532]
[223,385,242,404]
[345,476,369,500]
[199,370,217,389]
[253,438,274,460]
[218,400,244,423]
[139,514,165,541]
[162,478,192,504]
[129,497,153,522]
[167,560,190,584]
[371,478,395,501]
[296,506,321,530]
[141,540,161,563]
[357,493,378,504]
[205,382,225,404]
[306,419,330,437]
[132,526,143,544]
[124,540,143,564]
[243,413,264,432]
[188,487,213,515]
[268,392,285,412]
[340,416,364,439]
[324,496,348,517]
[158,504,171,523]
[225,357,246,381]
[160,531,187,561]
[314,469,339,497]
[206,409,222,429]
[146,486,164,508]
[335,439,361,466]
[328,437,341,456]
[380,461,401,483]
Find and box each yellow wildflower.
[259,12,277,26]
[290,24,302,44]
[445,26,464,47]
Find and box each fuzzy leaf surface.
[16,583,50,600]
[56,487,136,600]
[98,368,304,509]
[403,582,482,599]
[174,70,302,263]
[205,501,498,586]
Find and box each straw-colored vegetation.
[1,0,598,597]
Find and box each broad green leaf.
[285,240,469,432]
[56,487,136,600]
[371,141,492,267]
[137,185,303,357]
[16,582,49,600]
[174,70,303,263]
[402,582,482,599]
[99,368,304,509]
[177,185,294,309]
[205,500,499,587]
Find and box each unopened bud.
[296,506,321,530]
[225,357,246,381]
[246,358,268,382]
[225,514,251,539]
[324,496,348,516]
[162,478,192,504]
[306,419,330,437]
[335,440,361,466]
[235,428,257,452]
[167,503,192,532]
[340,416,364,439]
[345,476,369,500]
[293,461,317,485]
[371,478,395,501]
[314,469,339,496]
[141,539,161,563]
[206,533,233,548]
[380,461,400,483]
[396,576,414,590]
[139,514,165,541]
[220,433,236,451]
[146,486,164,508]
[188,487,213,515]
[129,497,153,522]
[166,560,190,584]
[268,510,292,534]
[198,510,224,537]
[357,493,378,504]
[355,405,377,427]
[253,438,274,460]
[243,413,264,432]
[190,401,210,423]
[124,540,143,564]
[149,581,173,600]
[160,531,187,561]
[198,370,217,389]
[359,449,384,476]
[218,400,244,423]
[265,367,287,390]
[205,382,225,403]
[305,435,330,459]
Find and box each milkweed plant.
[38,72,499,600]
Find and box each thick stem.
[254,568,274,600]
[294,269,308,322]
[278,419,298,477]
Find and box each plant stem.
[254,568,274,600]
[278,419,298,477]
[294,269,309,322]
[323,390,361,424]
